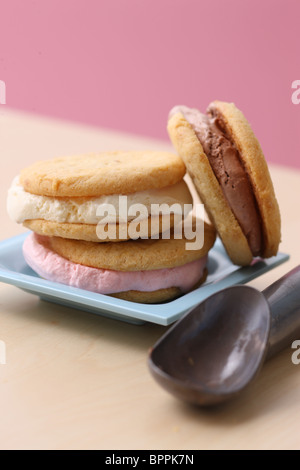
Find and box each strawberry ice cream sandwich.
[22,222,216,303]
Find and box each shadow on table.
[3,289,298,424]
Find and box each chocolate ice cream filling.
[172,105,263,256]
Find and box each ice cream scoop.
[148,266,300,406]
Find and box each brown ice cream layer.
[171,105,263,256]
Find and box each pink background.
[1,0,299,168]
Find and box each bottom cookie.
[23,214,177,243]
[111,270,207,303]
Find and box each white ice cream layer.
[7,176,193,224]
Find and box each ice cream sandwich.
[167,101,281,266]
[22,222,216,303]
[7,151,192,242]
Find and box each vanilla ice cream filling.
[7,176,193,224]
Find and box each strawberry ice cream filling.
[23,233,207,295]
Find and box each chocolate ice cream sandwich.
[167,101,281,266]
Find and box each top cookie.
[20,151,186,197]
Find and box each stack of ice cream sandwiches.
[7,150,216,303]
[7,101,281,303]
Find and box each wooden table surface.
[0,109,300,450]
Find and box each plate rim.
[0,232,290,325]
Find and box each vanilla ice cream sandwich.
[7,151,192,242]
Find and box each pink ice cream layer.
[23,233,207,295]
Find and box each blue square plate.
[0,233,289,325]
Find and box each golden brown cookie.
[23,214,177,243]
[20,151,186,197]
[112,270,207,303]
[112,286,181,303]
[48,221,216,271]
[167,101,281,266]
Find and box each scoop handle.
[263,265,300,359]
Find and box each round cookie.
[167,101,281,266]
[48,221,216,271]
[112,287,182,304]
[20,151,186,197]
[111,270,207,303]
[23,214,177,243]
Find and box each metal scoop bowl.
[148,266,300,406]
